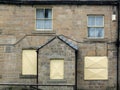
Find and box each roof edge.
[37,35,78,51]
[0,1,118,5]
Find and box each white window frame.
[87,15,104,39]
[36,8,53,31]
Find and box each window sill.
[84,38,108,42]
[19,74,36,79]
[47,79,67,83]
[32,30,56,35]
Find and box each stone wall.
[0,5,117,90]
[38,38,75,90]
[77,43,117,90]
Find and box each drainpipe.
[117,1,120,90]
[75,50,78,90]
[36,50,39,90]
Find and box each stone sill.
[47,79,67,83]
[32,30,56,35]
[19,74,36,79]
[84,38,108,42]
[84,79,108,81]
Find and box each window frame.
[87,15,104,39]
[35,8,53,31]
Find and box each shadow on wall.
[78,86,116,90]
[0,86,40,90]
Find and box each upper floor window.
[36,8,52,30]
[88,16,104,38]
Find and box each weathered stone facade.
[0,4,117,90]
[37,37,76,90]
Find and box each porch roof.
[37,35,78,51]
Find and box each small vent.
[5,46,13,53]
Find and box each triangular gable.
[37,35,78,51]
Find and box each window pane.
[44,20,52,29]
[36,8,52,30]
[88,16,95,26]
[36,20,44,29]
[95,28,104,37]
[45,9,52,18]
[88,28,95,37]
[48,9,52,18]
[36,9,44,18]
[96,16,103,26]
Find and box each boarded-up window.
[84,56,108,80]
[50,60,64,79]
[22,50,37,75]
